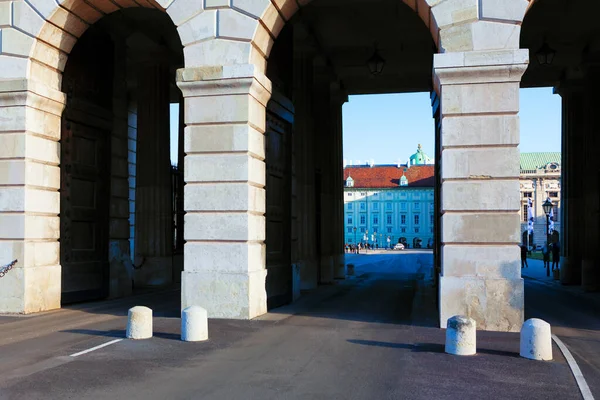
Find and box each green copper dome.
[409,144,433,166]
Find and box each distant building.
[343,145,434,249]
[519,152,561,248]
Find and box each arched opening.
[263,0,439,311]
[58,8,184,303]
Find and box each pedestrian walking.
[552,241,560,271]
[520,243,528,269]
[542,241,550,271]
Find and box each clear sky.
[342,87,562,165]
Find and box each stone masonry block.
[184,39,252,69]
[23,264,61,313]
[441,82,519,115]
[442,213,520,243]
[184,93,265,131]
[184,241,265,273]
[1,29,34,57]
[431,0,478,29]
[260,3,285,37]
[177,10,216,46]
[480,0,528,24]
[185,124,265,159]
[442,244,520,278]
[181,269,267,318]
[441,147,519,180]
[185,183,265,213]
[184,154,265,185]
[441,115,519,147]
[232,0,270,19]
[185,212,265,241]
[166,0,204,26]
[217,8,257,41]
[442,180,520,211]
[439,275,523,332]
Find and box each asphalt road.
[0,252,587,400]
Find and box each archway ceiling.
[521,0,600,88]
[295,0,435,95]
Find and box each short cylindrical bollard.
[181,305,208,342]
[520,318,552,361]
[445,315,476,356]
[126,306,153,339]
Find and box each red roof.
[344,165,435,188]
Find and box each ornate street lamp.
[536,40,556,65]
[542,198,553,277]
[367,47,385,75]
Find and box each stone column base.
[333,253,346,279]
[582,259,600,292]
[181,269,267,319]
[133,256,173,287]
[439,275,523,332]
[300,259,318,290]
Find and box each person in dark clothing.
[520,244,528,268]
[542,241,551,271]
[551,241,560,271]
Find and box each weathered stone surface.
[181,305,209,342]
[520,318,552,361]
[445,315,476,356]
[126,306,153,339]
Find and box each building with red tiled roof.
[343,146,435,249]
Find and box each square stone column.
[435,50,528,332]
[0,79,64,313]
[177,65,271,319]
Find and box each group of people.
[520,240,560,271]
[344,243,378,254]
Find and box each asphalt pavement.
[0,252,591,400]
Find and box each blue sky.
[342,87,562,164]
[170,87,562,165]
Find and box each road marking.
[552,334,595,400]
[70,339,122,358]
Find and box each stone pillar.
[134,56,173,287]
[581,70,600,292]
[331,83,348,279]
[435,50,528,332]
[556,81,585,285]
[0,79,64,313]
[178,65,270,319]
[292,29,319,290]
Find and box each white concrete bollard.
[126,306,153,339]
[520,318,552,361]
[181,306,208,342]
[445,315,476,356]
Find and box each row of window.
[346,202,433,211]
[347,214,433,226]
[522,205,560,222]
[346,227,433,234]
[523,191,559,198]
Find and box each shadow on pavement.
[348,339,520,358]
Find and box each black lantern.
[367,48,385,75]
[542,198,553,216]
[536,41,556,65]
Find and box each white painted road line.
[70,339,123,358]
[552,334,595,400]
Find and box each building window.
[360,215,366,225]
[553,206,559,221]
[414,202,420,210]
[400,202,407,210]
[429,203,434,211]
[360,192,366,196]
[386,214,392,225]
[360,227,365,233]
[401,215,406,225]
[401,227,406,233]
[347,203,353,210]
[523,192,532,198]
[347,216,353,225]
[373,202,379,210]
[347,193,353,197]
[387,192,393,198]
[348,238,353,243]
[387,227,392,233]
[523,205,528,222]
[549,192,559,198]
[415,228,419,233]
[347,227,353,233]
[360,202,366,210]
[414,215,420,225]
[373,216,379,225]
[386,202,392,210]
